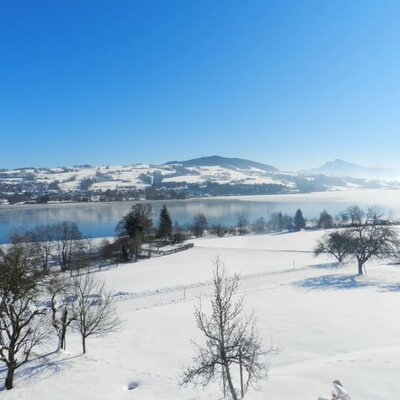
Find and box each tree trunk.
[61,327,67,350]
[358,260,364,275]
[82,336,86,354]
[223,363,238,400]
[60,309,68,350]
[239,347,244,398]
[5,366,15,390]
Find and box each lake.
[1,189,400,244]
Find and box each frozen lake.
[1,188,400,243]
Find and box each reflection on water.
[0,195,395,244]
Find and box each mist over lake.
[1,189,400,244]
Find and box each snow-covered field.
[2,231,400,399]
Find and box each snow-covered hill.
[0,161,287,191]
[0,156,396,204]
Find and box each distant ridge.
[306,159,385,179]
[165,155,278,172]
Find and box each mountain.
[306,159,386,179]
[165,155,278,172]
[0,156,396,205]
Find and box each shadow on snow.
[0,351,79,392]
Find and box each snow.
[2,162,397,196]
[2,230,400,399]
[162,175,204,184]
[211,188,400,205]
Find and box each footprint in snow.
[127,382,139,391]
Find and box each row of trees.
[0,243,119,390]
[315,206,399,275]
[109,204,207,261]
[205,209,307,237]
[11,221,87,272]
[116,205,340,243]
[113,205,316,253]
[7,206,335,274]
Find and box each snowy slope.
[2,231,400,399]
[0,163,289,191]
[1,156,393,200]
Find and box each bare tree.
[180,258,268,399]
[30,224,55,272]
[236,215,248,235]
[70,238,93,275]
[315,207,400,274]
[314,231,351,264]
[0,245,48,390]
[252,217,266,234]
[210,224,227,237]
[191,214,208,237]
[72,273,120,354]
[53,222,82,272]
[47,275,76,351]
[340,205,364,227]
[346,207,400,274]
[318,210,334,230]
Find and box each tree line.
[5,205,341,273]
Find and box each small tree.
[47,275,76,351]
[69,238,93,275]
[268,212,284,232]
[346,207,400,274]
[341,205,364,227]
[116,203,153,241]
[315,207,400,275]
[318,210,334,230]
[53,221,82,272]
[0,245,48,390]
[192,214,208,237]
[180,258,267,399]
[210,224,227,237]
[236,215,248,235]
[100,239,121,265]
[253,217,266,234]
[30,224,55,272]
[314,231,351,263]
[294,209,306,231]
[157,204,173,240]
[172,222,188,243]
[72,273,120,354]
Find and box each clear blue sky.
[1,0,400,170]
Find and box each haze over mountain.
[305,159,393,179]
[1,155,398,205]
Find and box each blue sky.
[1,0,400,170]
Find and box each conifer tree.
[158,204,173,240]
[294,209,306,230]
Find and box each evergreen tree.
[116,203,153,240]
[294,209,306,230]
[158,204,173,240]
[277,211,284,231]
